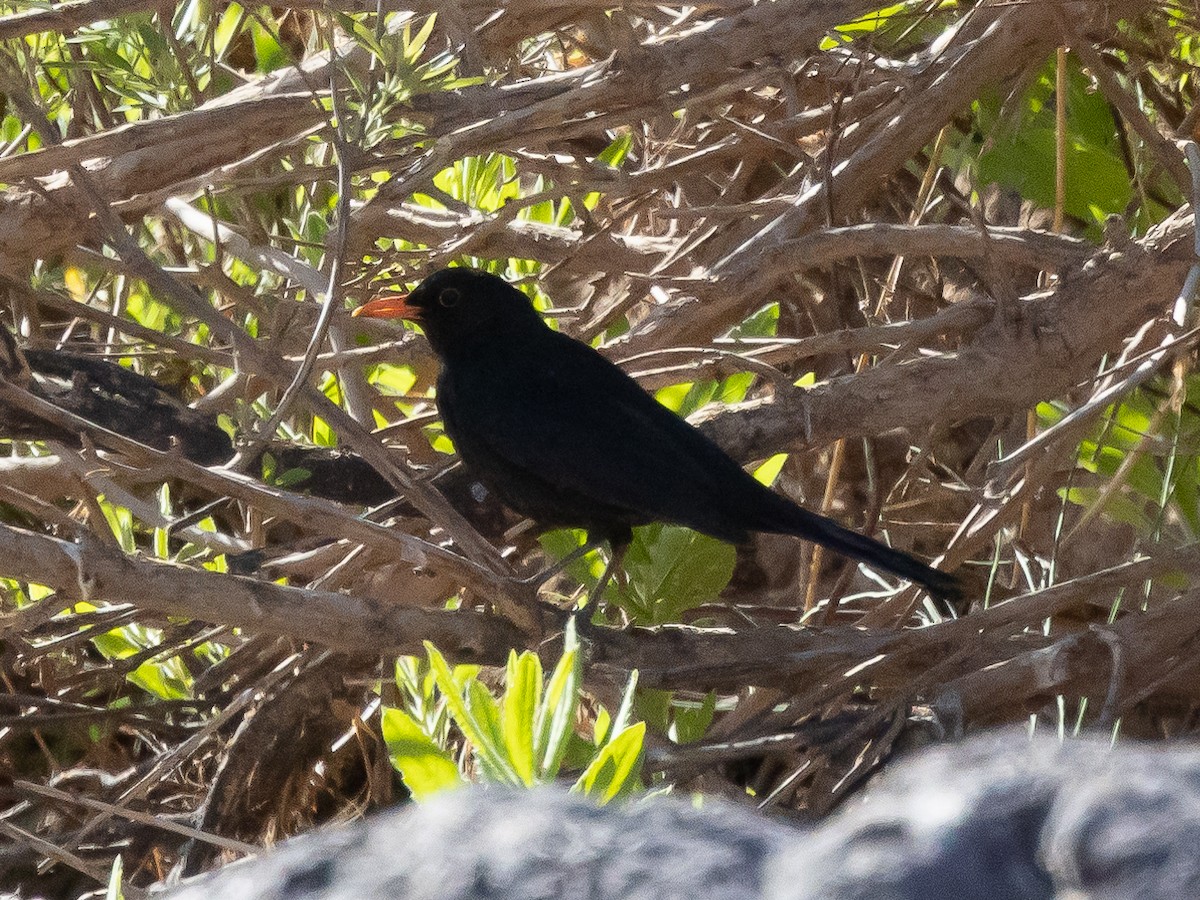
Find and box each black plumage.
[355,267,961,601]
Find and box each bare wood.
[0,520,527,662]
[701,212,1196,459]
[0,0,158,42]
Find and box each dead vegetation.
[1,0,1199,895]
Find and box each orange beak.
[352,294,421,321]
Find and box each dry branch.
[0,520,526,662]
[0,0,158,41]
[703,211,1196,458]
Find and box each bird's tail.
[749,490,963,601]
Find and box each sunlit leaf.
[572,722,645,804]
[533,620,582,779]
[382,707,465,800]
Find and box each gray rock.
[163,730,1200,900]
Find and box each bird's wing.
[444,330,753,539]
[441,330,965,600]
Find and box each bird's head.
[353,267,544,359]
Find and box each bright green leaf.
[572,722,645,804]
[381,707,464,800]
[501,650,542,786]
[533,621,581,779]
[425,642,520,784]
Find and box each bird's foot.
[571,605,605,642]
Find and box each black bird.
[354,267,961,602]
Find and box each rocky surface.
[163,730,1200,899]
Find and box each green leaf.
[105,854,125,900]
[730,302,780,339]
[334,11,387,59]
[381,707,464,800]
[593,706,612,746]
[274,467,312,489]
[718,371,756,405]
[1171,458,1200,537]
[92,630,139,660]
[466,679,514,782]
[671,691,717,744]
[616,524,736,625]
[249,19,288,73]
[524,198,556,224]
[635,688,671,733]
[502,650,542,785]
[572,722,645,804]
[539,529,604,588]
[98,498,136,553]
[425,642,520,784]
[981,130,1130,226]
[673,381,719,418]
[127,658,191,701]
[312,415,335,447]
[597,132,633,167]
[655,381,695,413]
[369,363,418,396]
[973,56,1136,235]
[1062,486,1149,529]
[753,454,788,486]
[405,14,439,65]
[533,620,582,779]
[608,669,639,744]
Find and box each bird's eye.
[438,288,460,308]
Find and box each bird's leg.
[518,535,605,588]
[573,536,629,634]
[588,540,628,607]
